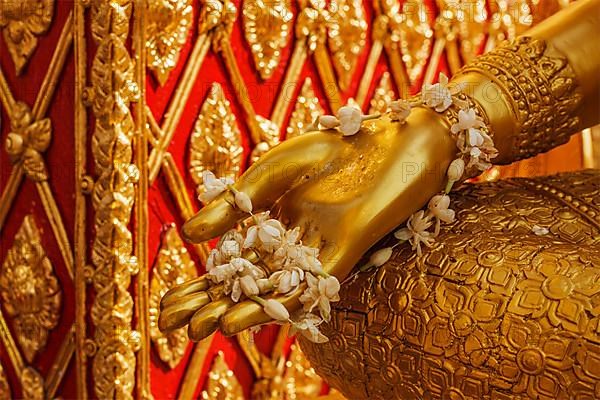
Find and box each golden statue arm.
[160,0,600,341]
[453,0,600,164]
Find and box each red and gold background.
[0,0,597,399]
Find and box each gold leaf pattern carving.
[0,361,11,399]
[399,0,433,84]
[286,78,323,139]
[149,226,197,369]
[189,83,244,195]
[368,72,395,115]
[4,102,52,182]
[0,215,61,363]
[282,343,323,399]
[89,1,139,399]
[489,0,533,45]
[250,115,281,164]
[327,0,367,91]
[20,367,43,400]
[146,0,193,85]
[201,352,244,400]
[0,0,55,75]
[242,0,293,80]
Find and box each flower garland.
[198,171,339,343]
[196,73,497,343]
[377,72,498,260]
[313,72,497,265]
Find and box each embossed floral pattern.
[0,215,61,363]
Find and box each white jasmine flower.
[318,115,340,129]
[428,194,455,235]
[421,73,465,112]
[220,240,241,259]
[198,170,234,204]
[370,247,393,267]
[208,262,240,284]
[215,258,265,302]
[272,230,323,274]
[234,191,253,213]
[468,129,485,147]
[239,275,260,297]
[230,279,242,302]
[532,225,549,236]
[299,274,341,321]
[270,267,305,294]
[337,105,363,136]
[450,108,485,134]
[290,313,328,343]
[456,126,498,172]
[205,248,222,272]
[243,212,286,252]
[263,299,290,321]
[208,258,263,284]
[388,100,411,123]
[394,210,435,256]
[447,158,465,182]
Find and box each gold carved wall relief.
[146,0,193,85]
[201,352,244,400]
[286,77,323,139]
[4,102,52,182]
[189,82,244,194]
[398,0,433,85]
[149,226,197,369]
[327,0,367,91]
[20,367,44,400]
[0,362,9,399]
[368,72,395,114]
[0,0,55,75]
[0,215,61,364]
[243,0,293,80]
[88,1,139,398]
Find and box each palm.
[159,107,455,340]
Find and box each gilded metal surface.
[189,82,244,194]
[286,78,323,139]
[0,0,55,75]
[21,367,44,400]
[242,0,293,80]
[0,362,10,399]
[0,215,61,363]
[4,102,51,182]
[146,0,193,85]
[460,36,582,161]
[299,170,600,399]
[368,72,395,115]
[149,227,197,369]
[88,1,139,398]
[201,352,244,400]
[327,0,367,91]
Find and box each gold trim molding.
[88,1,140,398]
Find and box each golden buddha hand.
[159,106,459,340]
[161,0,600,342]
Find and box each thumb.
[182,133,339,243]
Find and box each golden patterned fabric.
[299,169,600,400]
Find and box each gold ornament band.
[458,36,582,162]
